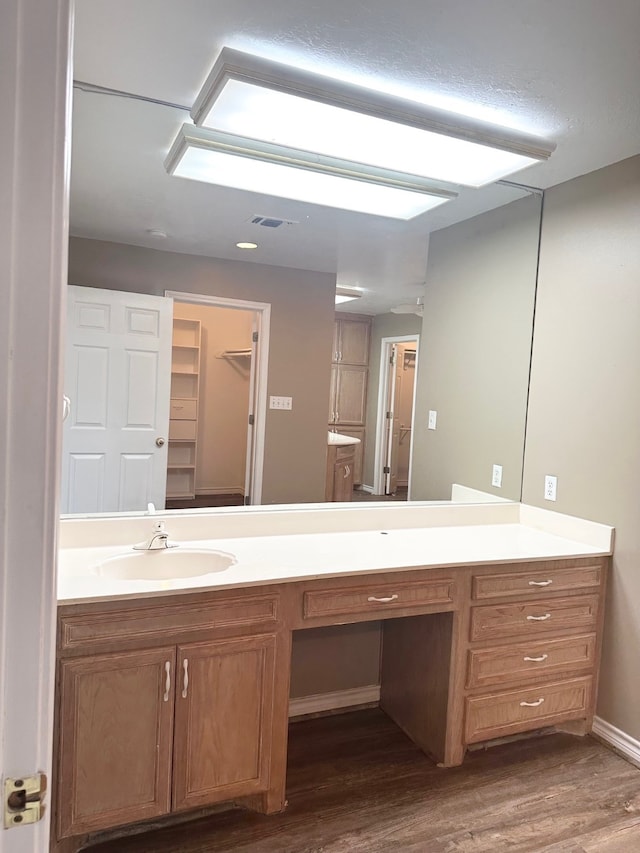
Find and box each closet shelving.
[166,317,201,500]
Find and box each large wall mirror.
[64,3,543,516]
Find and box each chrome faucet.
[133,520,178,551]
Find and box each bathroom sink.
[95,548,237,581]
[327,431,361,446]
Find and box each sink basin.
[95,548,237,581]
[327,431,361,446]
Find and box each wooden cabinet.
[172,635,276,811]
[57,648,175,838]
[167,318,201,500]
[325,443,355,501]
[54,591,285,851]
[463,558,606,746]
[329,314,371,490]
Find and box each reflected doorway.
[372,335,419,499]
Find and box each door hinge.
[252,331,258,343]
[383,466,390,474]
[386,411,393,419]
[248,413,255,426]
[4,774,47,829]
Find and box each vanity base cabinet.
[172,635,277,811]
[53,590,287,853]
[57,648,175,839]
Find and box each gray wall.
[522,154,640,739]
[68,237,336,505]
[410,194,541,501]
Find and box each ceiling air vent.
[248,215,298,228]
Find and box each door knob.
[155,437,166,447]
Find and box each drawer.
[472,563,603,600]
[465,676,592,744]
[335,445,356,461]
[59,594,280,653]
[169,419,197,440]
[467,634,597,689]
[170,398,197,420]
[470,595,599,643]
[303,577,455,621]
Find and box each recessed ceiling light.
[147,228,167,239]
[190,48,555,188]
[236,241,258,249]
[335,287,363,304]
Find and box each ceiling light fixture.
[236,241,258,249]
[335,287,363,305]
[165,126,456,220]
[190,48,556,188]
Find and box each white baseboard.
[289,685,380,719]
[357,484,375,494]
[592,716,640,768]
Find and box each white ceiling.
[70,0,640,314]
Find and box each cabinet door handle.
[519,698,545,708]
[523,654,549,662]
[336,411,339,422]
[343,465,350,478]
[367,594,399,604]
[181,658,189,699]
[528,579,553,586]
[163,661,171,702]
[526,613,551,621]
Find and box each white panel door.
[62,286,173,513]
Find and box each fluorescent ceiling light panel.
[165,126,456,220]
[191,48,556,188]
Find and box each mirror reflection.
[65,19,543,516]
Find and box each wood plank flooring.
[85,709,640,853]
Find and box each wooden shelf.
[167,317,201,501]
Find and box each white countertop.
[57,506,614,605]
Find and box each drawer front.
[465,677,592,743]
[303,577,455,621]
[467,634,597,689]
[59,594,280,653]
[470,595,599,643]
[472,563,603,600]
[169,419,197,440]
[170,398,197,420]
[335,445,356,461]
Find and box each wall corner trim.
[592,716,640,769]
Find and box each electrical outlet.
[492,464,503,488]
[269,395,292,410]
[544,474,557,501]
[428,410,437,430]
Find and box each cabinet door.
[335,365,368,425]
[328,363,338,423]
[57,648,175,838]
[333,458,354,501]
[337,319,370,365]
[172,634,277,811]
[334,426,365,484]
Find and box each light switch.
[269,395,292,410]
[428,410,437,430]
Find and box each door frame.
[165,290,270,505]
[372,335,420,497]
[0,1,72,851]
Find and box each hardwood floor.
[84,709,640,853]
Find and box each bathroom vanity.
[52,503,612,852]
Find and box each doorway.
[372,335,419,497]
[165,291,270,508]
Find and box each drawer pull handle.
[527,613,551,621]
[181,658,189,699]
[367,594,399,604]
[519,698,545,708]
[163,661,171,702]
[529,579,553,586]
[173,405,184,410]
[523,654,549,663]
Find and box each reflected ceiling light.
[165,126,456,220]
[190,48,556,188]
[236,241,258,249]
[335,287,363,305]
